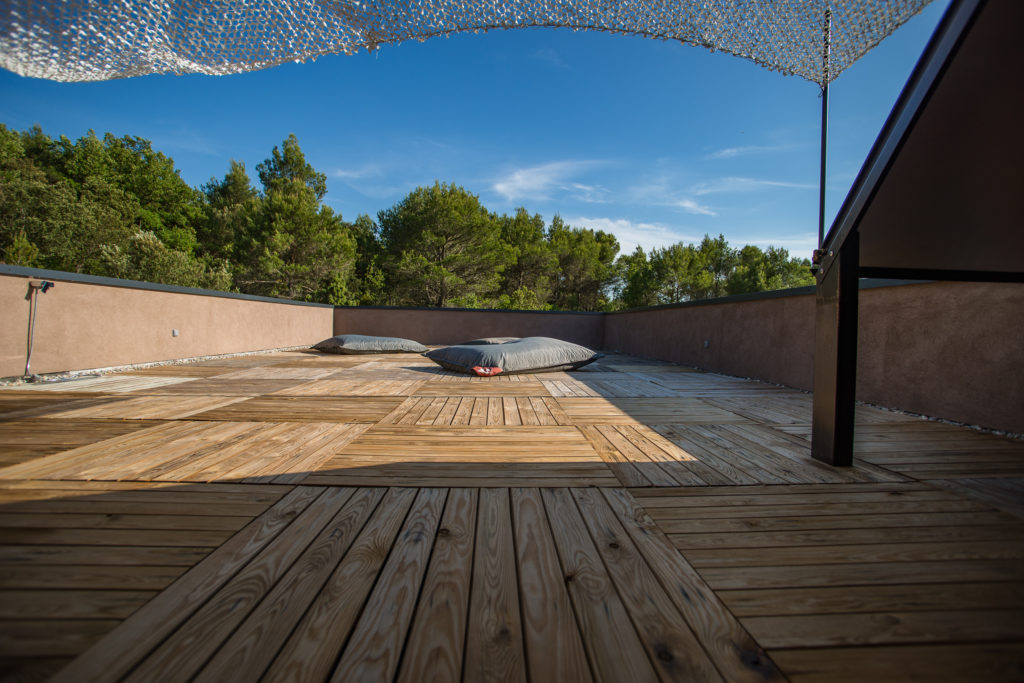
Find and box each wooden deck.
[0,350,1022,681]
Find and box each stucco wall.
[605,281,1024,433]
[856,281,1024,434]
[334,306,604,348]
[604,291,816,390]
[3,267,1019,433]
[1,270,333,378]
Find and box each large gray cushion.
[459,337,520,345]
[424,336,601,375]
[313,334,427,355]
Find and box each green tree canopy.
[378,182,512,307]
[1,123,815,310]
[236,135,357,304]
[548,215,619,311]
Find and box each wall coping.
[2,264,927,315]
[335,304,603,316]
[606,279,930,315]
[0,264,334,308]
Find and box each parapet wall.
[0,266,333,378]
[333,306,604,348]
[2,265,1019,433]
[604,281,1024,434]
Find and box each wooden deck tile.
[557,397,753,425]
[131,378,310,396]
[1,376,198,393]
[413,380,551,396]
[0,422,368,484]
[188,395,406,422]
[0,480,290,677]
[305,425,619,487]
[0,393,120,420]
[0,418,165,467]
[34,395,249,420]
[115,365,236,377]
[272,378,425,396]
[633,482,1024,682]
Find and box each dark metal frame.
[811,0,990,466]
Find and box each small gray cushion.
[313,334,427,355]
[424,337,601,375]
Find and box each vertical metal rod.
[23,285,38,378]
[818,7,832,249]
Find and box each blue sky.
[0,1,950,259]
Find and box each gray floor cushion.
[424,336,601,375]
[313,334,427,354]
[459,337,521,345]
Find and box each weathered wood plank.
[396,488,477,683]
[332,488,446,682]
[572,487,723,682]
[193,488,383,683]
[542,487,658,683]
[50,486,323,683]
[464,488,527,683]
[746,609,1024,648]
[261,487,417,682]
[124,487,353,682]
[720,582,1024,617]
[769,643,1024,682]
[511,487,593,683]
[601,488,783,683]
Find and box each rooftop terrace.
[1,347,1022,681]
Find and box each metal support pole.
[812,231,859,467]
[818,7,832,249]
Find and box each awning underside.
[1,0,931,83]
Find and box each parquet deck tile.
[0,418,165,467]
[1,376,197,393]
[114,366,236,378]
[188,395,405,421]
[0,393,120,421]
[632,482,1024,681]
[129,378,310,396]
[0,349,1021,680]
[557,396,753,425]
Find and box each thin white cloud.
[333,164,383,180]
[532,47,568,69]
[625,180,717,216]
[567,216,700,257]
[492,160,606,202]
[705,144,790,160]
[690,176,816,196]
[666,198,717,216]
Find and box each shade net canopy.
[1,0,931,84]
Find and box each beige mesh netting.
[0,1,932,84]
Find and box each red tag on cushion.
[472,366,503,376]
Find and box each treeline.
[0,125,813,310]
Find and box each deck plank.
[261,487,417,682]
[572,487,724,682]
[332,488,446,683]
[541,487,658,683]
[464,488,527,683]
[49,485,322,683]
[511,488,593,683]
[193,488,383,682]
[396,488,477,683]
